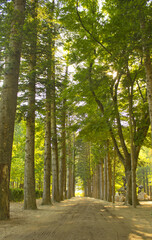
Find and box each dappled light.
[0,0,152,239]
[1,198,152,240]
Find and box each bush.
[10,188,43,202]
[35,189,43,198]
[10,188,24,202]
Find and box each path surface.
[0,197,152,240]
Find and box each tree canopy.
[0,0,152,220]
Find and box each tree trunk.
[97,164,100,199]
[72,134,76,197]
[67,132,72,199]
[125,167,132,205]
[0,0,25,220]
[146,167,149,195]
[67,165,72,199]
[93,167,98,198]
[92,171,96,198]
[51,32,59,202]
[24,0,37,210]
[104,156,107,201]
[87,150,92,198]
[24,120,37,209]
[99,159,104,200]
[42,79,52,205]
[143,168,146,192]
[84,186,88,197]
[59,68,67,200]
[128,86,136,208]
[112,149,116,203]
[51,84,59,202]
[107,142,112,202]
[59,108,66,200]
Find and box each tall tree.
[51,2,60,201]
[24,0,38,210]
[107,140,112,202]
[104,154,107,201]
[71,0,150,204]
[72,133,76,197]
[0,0,26,220]
[99,158,104,200]
[41,1,54,205]
[42,67,52,205]
[67,115,73,199]
[59,67,68,200]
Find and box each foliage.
[9,188,24,202]
[11,121,26,186]
[5,0,152,205]
[137,147,152,192]
[11,119,45,190]
[35,189,43,199]
[9,188,43,202]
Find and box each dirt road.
[0,197,152,240]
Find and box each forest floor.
[0,197,152,240]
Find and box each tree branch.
[111,74,130,161]
[88,63,125,165]
[136,79,146,103]
[76,0,117,61]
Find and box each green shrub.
[10,188,43,202]
[35,189,43,198]
[10,188,24,202]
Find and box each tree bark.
[92,171,96,198]
[59,68,67,200]
[97,164,100,199]
[51,79,59,202]
[24,0,37,210]
[72,134,76,197]
[67,164,72,199]
[107,141,112,202]
[87,146,92,197]
[42,78,52,205]
[0,0,26,220]
[67,126,72,199]
[125,166,132,205]
[59,103,66,200]
[112,149,116,203]
[99,159,104,200]
[50,0,59,202]
[128,86,136,207]
[104,156,107,201]
[146,167,149,195]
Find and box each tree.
[76,140,92,196]
[42,66,52,205]
[107,140,112,202]
[51,0,60,202]
[41,0,54,205]
[59,67,68,200]
[66,115,76,199]
[61,0,150,205]
[0,0,26,220]
[24,0,38,210]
